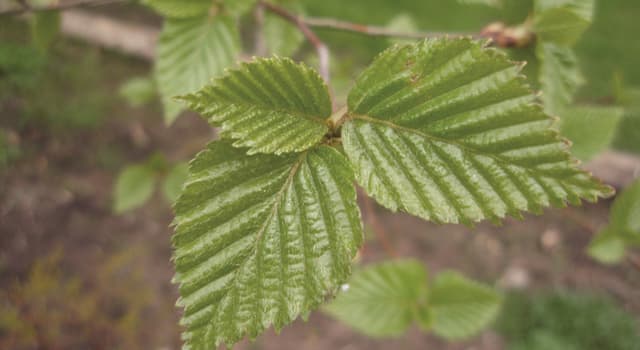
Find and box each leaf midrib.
[207,151,308,337]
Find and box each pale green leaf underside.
[343,38,612,225]
[588,179,640,264]
[182,57,331,155]
[264,12,305,57]
[534,0,594,46]
[156,16,239,123]
[429,271,501,340]
[536,43,583,116]
[560,106,623,161]
[172,141,362,349]
[114,164,155,213]
[324,259,428,337]
[587,229,626,264]
[143,0,212,18]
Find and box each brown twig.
[261,1,330,83]
[0,0,124,16]
[253,1,267,56]
[304,16,474,40]
[358,188,397,257]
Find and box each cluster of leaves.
[325,260,501,340]
[171,36,611,348]
[113,153,188,213]
[496,291,640,350]
[588,179,640,264]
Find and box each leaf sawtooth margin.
[182,57,332,155]
[343,38,613,225]
[172,140,363,349]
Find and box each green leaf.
[559,106,623,161]
[587,229,626,264]
[386,14,419,45]
[224,0,258,17]
[156,15,240,124]
[534,0,594,46]
[119,76,156,107]
[30,11,60,52]
[608,179,640,243]
[182,57,332,155]
[172,140,362,349]
[429,271,502,340]
[113,164,156,213]
[457,0,502,8]
[263,12,305,57]
[343,38,612,225]
[324,259,428,338]
[536,43,583,115]
[142,0,213,18]
[163,162,189,203]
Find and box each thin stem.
[304,16,475,40]
[261,1,330,83]
[253,1,267,56]
[0,0,124,16]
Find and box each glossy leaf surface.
[173,141,362,349]
[343,38,612,225]
[182,57,331,155]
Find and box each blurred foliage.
[0,129,21,170]
[0,20,119,131]
[496,291,640,350]
[0,247,170,350]
[118,76,156,107]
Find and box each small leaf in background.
[343,38,613,226]
[30,11,60,52]
[162,162,188,203]
[536,43,583,115]
[263,11,305,57]
[324,260,428,337]
[118,76,156,107]
[142,0,212,18]
[224,0,258,17]
[560,106,623,161]
[534,0,594,46]
[588,179,640,264]
[457,0,502,8]
[429,271,502,340]
[182,57,332,155]
[386,14,419,45]
[113,164,156,213]
[155,15,240,124]
[587,229,626,264]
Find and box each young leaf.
[588,179,640,264]
[182,57,332,155]
[119,76,156,107]
[536,43,583,115]
[606,179,640,243]
[156,15,239,124]
[142,0,213,18]
[113,164,156,213]
[429,271,501,340]
[263,11,305,57]
[163,162,189,203]
[343,38,612,225]
[457,0,502,8]
[324,260,428,337]
[172,141,362,349]
[534,0,594,46]
[559,106,623,161]
[587,229,626,264]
